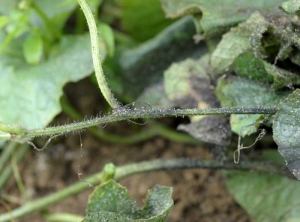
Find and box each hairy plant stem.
[61,95,199,144]
[77,0,120,108]
[0,107,278,141]
[0,158,285,222]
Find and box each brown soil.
[0,79,254,222]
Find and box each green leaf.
[0,34,106,129]
[273,89,300,179]
[216,77,289,136]
[226,150,300,222]
[120,0,174,41]
[281,0,300,15]
[22,32,43,65]
[160,0,285,36]
[85,180,173,222]
[226,169,300,222]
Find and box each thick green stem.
[77,0,120,108]
[0,107,278,141]
[0,158,285,222]
[61,96,198,144]
[27,107,278,138]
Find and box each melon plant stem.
[77,0,120,109]
[0,107,277,141]
[0,158,285,222]
[61,96,199,144]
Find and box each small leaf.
[101,163,116,182]
[85,180,173,222]
[22,32,43,65]
[273,89,300,179]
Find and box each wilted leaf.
[211,12,300,88]
[211,12,269,74]
[216,77,289,136]
[178,116,231,146]
[164,56,231,145]
[273,89,300,179]
[85,180,173,222]
[233,52,300,89]
[262,62,300,89]
[160,0,285,36]
[0,34,106,129]
[164,58,214,108]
